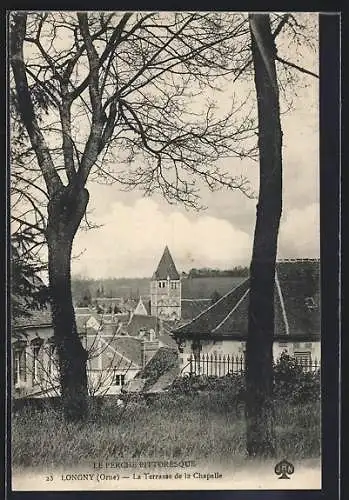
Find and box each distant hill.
[182,276,245,298]
[71,277,150,304]
[71,275,247,305]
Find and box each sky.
[71,68,319,279]
[14,12,320,280]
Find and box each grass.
[12,394,321,469]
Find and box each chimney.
[141,338,160,367]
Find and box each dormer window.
[305,297,317,310]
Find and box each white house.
[11,308,165,398]
[171,259,321,376]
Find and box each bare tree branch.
[276,55,319,78]
[10,13,63,197]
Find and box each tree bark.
[46,186,90,421]
[245,14,283,457]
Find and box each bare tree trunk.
[46,186,89,421]
[245,14,283,457]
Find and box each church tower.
[150,246,181,320]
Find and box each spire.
[153,246,180,280]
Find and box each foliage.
[188,266,249,278]
[273,352,320,404]
[11,244,50,320]
[76,288,92,307]
[171,373,246,413]
[170,355,320,407]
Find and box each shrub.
[170,373,246,414]
[171,373,245,396]
[273,352,320,404]
[170,353,320,406]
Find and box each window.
[171,281,177,289]
[294,351,312,366]
[158,281,166,288]
[32,344,41,384]
[113,373,125,386]
[47,343,57,377]
[13,345,26,385]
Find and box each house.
[11,306,164,398]
[81,333,161,395]
[171,259,320,376]
[150,246,181,320]
[12,308,58,398]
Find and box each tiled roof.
[276,260,320,337]
[127,314,158,337]
[152,246,180,280]
[173,260,320,340]
[102,335,143,367]
[173,278,250,338]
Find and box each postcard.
[8,10,339,494]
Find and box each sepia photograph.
[7,10,337,493]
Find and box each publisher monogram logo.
[274,459,295,479]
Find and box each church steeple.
[152,245,180,280]
[150,246,181,320]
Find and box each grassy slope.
[12,395,320,468]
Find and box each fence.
[185,353,320,377]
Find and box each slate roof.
[172,260,320,341]
[152,246,180,280]
[101,335,143,367]
[181,299,211,320]
[127,314,159,337]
